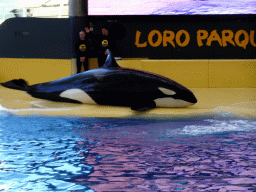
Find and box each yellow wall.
[0,58,72,85]
[209,60,256,88]
[0,58,255,88]
[118,59,256,88]
[0,58,98,85]
[141,60,209,88]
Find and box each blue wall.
[0,18,72,59]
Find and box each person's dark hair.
[102,25,108,30]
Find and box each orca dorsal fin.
[101,49,120,69]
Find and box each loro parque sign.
[135,29,256,49]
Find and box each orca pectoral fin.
[130,100,156,111]
[1,79,28,91]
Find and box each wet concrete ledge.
[0,87,255,119]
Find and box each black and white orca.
[1,50,197,110]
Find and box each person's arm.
[108,36,116,52]
[75,41,79,55]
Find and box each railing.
[0,0,69,24]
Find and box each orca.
[0,50,197,110]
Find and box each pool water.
[0,112,256,191]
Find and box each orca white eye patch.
[158,87,176,95]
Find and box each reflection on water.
[0,114,93,192]
[0,113,256,191]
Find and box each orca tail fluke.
[1,79,28,91]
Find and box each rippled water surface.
[0,113,256,191]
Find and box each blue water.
[0,112,256,191]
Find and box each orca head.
[154,87,197,108]
[101,49,120,69]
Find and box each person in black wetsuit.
[75,31,88,73]
[97,25,116,68]
[84,25,97,60]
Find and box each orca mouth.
[187,93,197,104]
[157,86,197,104]
[171,91,197,104]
